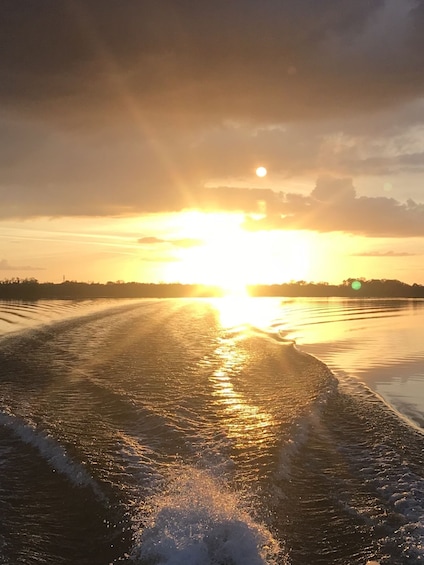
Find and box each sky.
[1,0,424,288]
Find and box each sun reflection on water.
[210,296,284,332]
[205,298,279,457]
[209,341,276,451]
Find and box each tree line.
[1,277,424,300]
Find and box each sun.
[255,166,267,177]
[189,217,253,296]
[160,213,247,295]
[163,212,313,296]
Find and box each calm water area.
[282,298,424,430]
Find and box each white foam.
[131,467,283,565]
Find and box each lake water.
[264,298,424,428]
[0,297,424,564]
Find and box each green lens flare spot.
[351,280,362,291]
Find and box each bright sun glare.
[212,295,281,330]
[165,212,312,296]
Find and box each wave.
[0,298,143,340]
[131,466,283,565]
[331,384,424,563]
[0,298,423,564]
[0,408,105,501]
[277,368,424,564]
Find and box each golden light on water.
[212,296,282,331]
[209,339,275,450]
[209,294,355,346]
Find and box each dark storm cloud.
[243,177,424,237]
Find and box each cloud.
[311,177,356,202]
[0,259,45,271]
[1,1,398,126]
[138,237,203,248]
[2,114,424,221]
[1,1,424,220]
[243,176,424,237]
[351,250,420,257]
[138,237,165,245]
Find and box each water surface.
[0,297,423,564]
